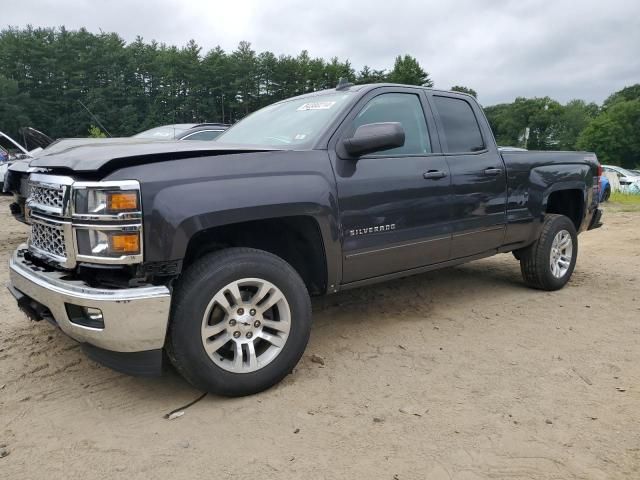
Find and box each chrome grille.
[30,221,67,259]
[29,182,65,210]
[26,175,74,268]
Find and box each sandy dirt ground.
[1,194,639,480]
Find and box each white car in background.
[603,165,640,190]
[0,131,32,191]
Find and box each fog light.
[66,304,104,329]
[84,307,104,323]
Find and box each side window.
[433,96,485,153]
[352,93,431,156]
[182,130,224,141]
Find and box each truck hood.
[29,140,281,173]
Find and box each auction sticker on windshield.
[297,101,336,111]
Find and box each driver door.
[331,88,452,284]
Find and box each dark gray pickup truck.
[7,83,603,396]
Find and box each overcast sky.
[4,0,639,105]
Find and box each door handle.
[484,167,503,176]
[423,170,447,180]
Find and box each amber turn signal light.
[107,192,139,212]
[109,233,140,254]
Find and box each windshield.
[134,125,193,140]
[216,92,354,147]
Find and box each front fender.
[106,150,342,288]
[153,173,338,259]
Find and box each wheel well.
[546,189,584,230]
[182,216,327,295]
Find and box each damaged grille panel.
[27,175,73,217]
[29,183,65,209]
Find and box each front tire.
[167,248,312,396]
[519,214,578,291]
[602,185,611,202]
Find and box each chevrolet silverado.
[7,83,603,396]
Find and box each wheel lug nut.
[237,308,244,315]
[254,320,261,328]
[250,309,256,316]
[246,332,253,339]
[233,331,241,338]
[229,319,236,326]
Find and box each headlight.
[74,185,140,216]
[76,227,141,259]
[71,180,144,264]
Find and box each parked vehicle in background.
[0,130,31,160]
[603,165,640,188]
[600,175,611,202]
[133,123,229,141]
[0,146,10,190]
[6,83,603,396]
[0,129,42,191]
[19,127,55,152]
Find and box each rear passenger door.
[429,93,507,258]
[331,87,452,284]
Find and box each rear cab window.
[432,96,485,153]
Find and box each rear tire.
[518,214,578,291]
[167,248,312,396]
[602,185,611,202]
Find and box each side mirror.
[341,122,405,157]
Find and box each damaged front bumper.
[7,245,171,375]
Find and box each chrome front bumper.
[8,245,171,353]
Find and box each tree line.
[0,27,638,168]
[0,26,430,140]
[485,86,640,168]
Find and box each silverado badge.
[349,224,396,236]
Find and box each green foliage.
[1,24,637,169]
[450,85,477,98]
[603,85,640,107]
[88,125,107,138]
[484,97,562,150]
[355,65,388,84]
[610,190,640,207]
[556,99,599,150]
[484,84,640,164]
[387,55,433,87]
[0,74,29,136]
[0,27,366,138]
[608,190,640,212]
[576,99,640,168]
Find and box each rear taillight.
[595,164,603,198]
